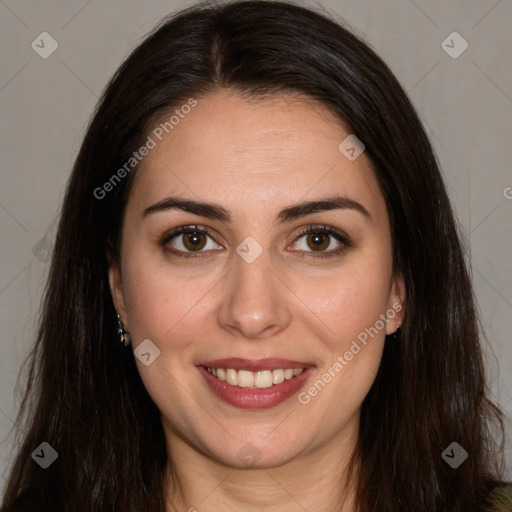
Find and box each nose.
[217,247,292,340]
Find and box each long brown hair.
[1,1,507,510]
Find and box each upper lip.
[198,358,315,372]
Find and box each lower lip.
[197,366,316,409]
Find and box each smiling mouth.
[203,366,306,389]
[197,361,316,409]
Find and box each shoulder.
[487,483,512,512]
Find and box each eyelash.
[158,224,352,260]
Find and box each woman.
[1,1,511,510]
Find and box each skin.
[109,89,406,512]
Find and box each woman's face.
[109,89,405,469]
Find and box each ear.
[386,270,406,335]
[107,252,128,327]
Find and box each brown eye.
[181,230,207,251]
[291,225,351,258]
[160,225,222,258]
[304,232,330,252]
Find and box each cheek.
[301,252,392,408]
[120,252,206,403]
[120,246,182,340]
[300,251,393,348]
[297,269,390,424]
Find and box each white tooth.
[214,367,303,387]
[255,370,273,388]
[272,369,285,384]
[226,369,238,386]
[208,367,213,373]
[284,369,294,380]
[237,370,255,388]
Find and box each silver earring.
[116,313,131,347]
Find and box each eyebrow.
[142,194,371,224]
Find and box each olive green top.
[487,484,512,511]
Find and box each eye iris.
[183,231,205,251]
[307,232,329,251]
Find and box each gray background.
[1,0,511,492]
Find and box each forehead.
[127,90,386,222]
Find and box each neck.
[163,415,360,512]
